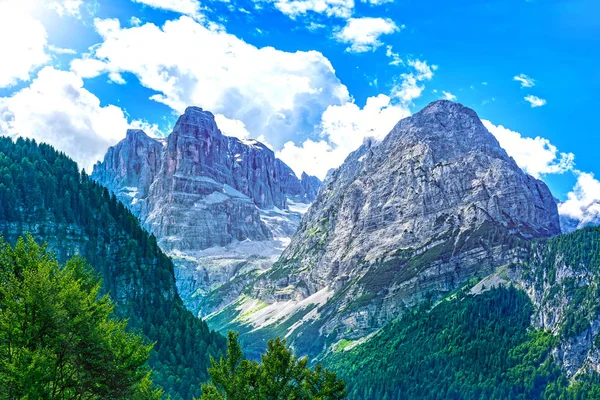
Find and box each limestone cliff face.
[92,106,321,314]
[210,101,561,358]
[277,100,559,288]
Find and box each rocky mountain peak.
[383,100,506,164]
[125,128,152,141]
[212,101,561,358]
[172,106,220,138]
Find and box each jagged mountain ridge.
[92,107,322,250]
[92,106,321,315]
[208,100,561,358]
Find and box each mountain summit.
[209,100,560,357]
[92,107,321,314]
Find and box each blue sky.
[0,0,599,225]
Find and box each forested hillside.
[325,286,600,399]
[0,137,226,399]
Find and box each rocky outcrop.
[92,106,321,315]
[209,100,561,358]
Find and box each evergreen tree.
[201,331,347,400]
[0,137,226,399]
[0,235,163,399]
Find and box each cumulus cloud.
[277,94,410,179]
[482,120,574,179]
[49,0,84,18]
[513,73,535,88]
[70,16,350,149]
[265,0,355,18]
[0,2,49,88]
[277,59,436,179]
[558,172,600,227]
[524,95,547,108]
[0,67,130,172]
[391,59,437,104]
[441,91,456,101]
[131,0,202,16]
[334,17,401,53]
[214,114,252,139]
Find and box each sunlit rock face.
[207,100,560,359]
[92,106,321,315]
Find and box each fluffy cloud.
[0,2,49,88]
[49,0,84,18]
[482,120,574,179]
[513,73,535,88]
[265,0,355,18]
[276,59,436,179]
[334,17,401,53]
[391,59,437,103]
[559,172,600,227]
[71,16,350,149]
[214,114,252,139]
[131,0,202,16]
[277,94,409,178]
[0,67,130,172]
[441,91,456,101]
[524,95,547,108]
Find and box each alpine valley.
[3,100,600,399]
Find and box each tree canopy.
[0,235,164,399]
[200,331,347,400]
[0,137,226,399]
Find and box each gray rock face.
[91,129,164,217]
[209,100,561,358]
[281,100,559,276]
[92,106,321,314]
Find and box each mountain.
[92,106,321,315]
[0,137,226,399]
[325,227,600,399]
[207,100,561,358]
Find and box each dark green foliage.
[520,227,600,340]
[325,286,600,400]
[0,235,163,399]
[0,137,226,399]
[201,331,347,399]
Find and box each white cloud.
[335,18,401,53]
[513,73,535,88]
[214,114,251,139]
[362,0,393,5]
[0,67,130,172]
[130,16,143,26]
[71,16,350,149]
[391,59,436,104]
[441,91,456,101]
[385,46,402,66]
[524,95,547,108]
[277,59,436,179]
[277,94,409,179]
[48,45,77,55]
[559,172,600,226]
[129,119,165,138]
[131,0,202,16]
[0,2,49,88]
[482,120,574,179]
[49,0,84,18]
[266,0,355,18]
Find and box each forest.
[0,137,226,399]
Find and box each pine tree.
[0,235,164,399]
[200,331,347,400]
